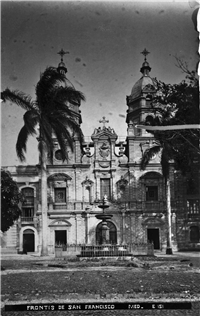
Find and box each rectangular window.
[187,199,199,215]
[55,188,66,203]
[146,186,158,201]
[21,188,34,222]
[22,208,34,218]
[22,188,34,206]
[100,179,111,200]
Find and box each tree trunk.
[165,178,173,254]
[40,141,48,256]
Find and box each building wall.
[2,62,199,254]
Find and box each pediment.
[91,127,118,139]
[142,216,165,226]
[49,219,72,227]
[48,173,72,182]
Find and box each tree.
[140,68,199,255]
[1,170,23,233]
[1,66,85,256]
[151,69,199,174]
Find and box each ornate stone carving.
[99,161,110,168]
[99,141,110,159]
[82,176,94,187]
[117,176,128,190]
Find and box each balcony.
[21,217,34,223]
[144,201,165,211]
[23,201,34,206]
[53,203,67,210]
[50,201,91,212]
[116,200,166,212]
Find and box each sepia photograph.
[1,0,200,315]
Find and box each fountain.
[77,195,133,259]
[95,195,113,246]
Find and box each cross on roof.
[99,116,109,128]
[141,48,150,61]
[57,49,69,62]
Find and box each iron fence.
[59,242,154,257]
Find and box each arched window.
[21,188,34,223]
[96,221,117,245]
[190,226,199,243]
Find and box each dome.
[130,50,156,100]
[130,76,155,99]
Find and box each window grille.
[146,186,158,201]
[187,199,199,215]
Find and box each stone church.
[2,51,200,254]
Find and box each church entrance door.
[23,229,35,252]
[55,230,67,250]
[147,228,160,249]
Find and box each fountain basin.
[96,214,113,221]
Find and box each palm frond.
[54,86,86,104]
[15,110,39,161]
[23,110,39,136]
[140,145,161,170]
[51,112,84,144]
[1,89,35,111]
[36,67,66,106]
[16,126,30,161]
[39,118,54,162]
[50,123,70,161]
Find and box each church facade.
[2,52,200,254]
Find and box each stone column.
[82,212,88,244]
[74,214,78,245]
[121,210,126,244]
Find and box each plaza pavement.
[1,250,200,316]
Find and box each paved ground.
[1,251,200,315]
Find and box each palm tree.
[1,66,85,256]
[140,111,176,255]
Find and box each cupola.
[129,48,155,100]
[57,49,68,75]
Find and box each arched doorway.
[23,229,35,252]
[96,221,117,245]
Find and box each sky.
[1,0,199,166]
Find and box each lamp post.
[0,92,5,166]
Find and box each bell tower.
[50,49,83,165]
[125,49,156,163]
